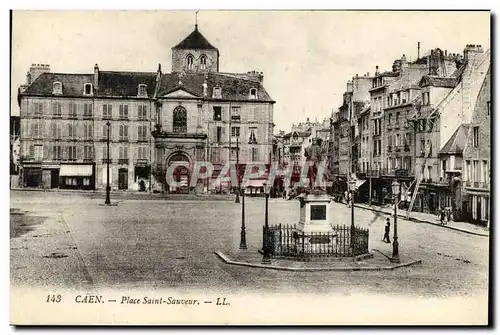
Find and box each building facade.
[462,66,491,226]
[17,24,275,192]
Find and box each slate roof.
[283,131,310,139]
[439,123,470,155]
[172,26,218,50]
[157,72,274,102]
[419,75,457,88]
[98,71,157,97]
[22,73,95,97]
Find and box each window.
[103,124,111,139]
[427,166,432,180]
[473,160,479,181]
[231,126,240,137]
[249,88,257,99]
[251,147,259,162]
[52,144,62,160]
[231,106,241,121]
[138,105,148,120]
[388,135,393,147]
[69,102,78,118]
[466,160,471,181]
[83,103,93,118]
[84,124,93,139]
[51,123,62,139]
[395,134,400,146]
[68,145,77,160]
[52,102,62,117]
[200,55,207,70]
[68,124,74,138]
[186,55,194,70]
[173,106,187,133]
[213,87,222,99]
[138,84,147,97]
[420,140,426,154]
[138,125,148,141]
[84,145,93,160]
[103,104,112,119]
[388,113,392,124]
[102,146,110,160]
[119,105,129,120]
[483,160,489,182]
[119,124,129,141]
[119,146,128,159]
[53,82,62,95]
[441,160,447,178]
[249,127,257,144]
[30,123,41,137]
[138,146,148,160]
[33,102,44,115]
[396,112,400,124]
[487,101,491,116]
[84,83,93,95]
[213,106,222,121]
[473,126,479,147]
[216,126,222,143]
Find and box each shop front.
[59,164,95,190]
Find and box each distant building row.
[328,44,490,226]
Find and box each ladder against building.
[406,108,437,218]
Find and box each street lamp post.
[105,121,111,205]
[235,137,240,204]
[239,186,247,249]
[262,182,271,264]
[349,178,357,255]
[391,179,400,262]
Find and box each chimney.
[375,65,379,75]
[28,63,51,84]
[417,42,421,60]
[464,44,484,63]
[25,71,31,85]
[202,73,208,97]
[94,64,99,89]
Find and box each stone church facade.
[17,24,275,193]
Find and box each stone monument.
[296,138,334,234]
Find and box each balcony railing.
[102,159,112,164]
[136,159,148,165]
[118,159,129,165]
[173,126,187,133]
[395,146,401,152]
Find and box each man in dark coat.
[383,218,391,243]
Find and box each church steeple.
[171,18,220,73]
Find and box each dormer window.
[52,82,62,95]
[84,83,93,95]
[200,55,207,70]
[249,88,257,99]
[138,84,147,97]
[186,55,194,70]
[213,87,222,99]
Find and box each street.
[10,190,489,298]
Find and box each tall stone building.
[17,24,275,193]
[461,65,491,226]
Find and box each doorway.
[118,168,128,190]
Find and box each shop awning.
[355,179,367,189]
[60,165,93,177]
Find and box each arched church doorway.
[167,152,190,194]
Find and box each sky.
[11,10,490,132]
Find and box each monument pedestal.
[296,192,333,233]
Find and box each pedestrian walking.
[383,218,391,243]
[439,207,446,225]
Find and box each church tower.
[171,24,219,73]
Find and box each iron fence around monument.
[263,224,369,259]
